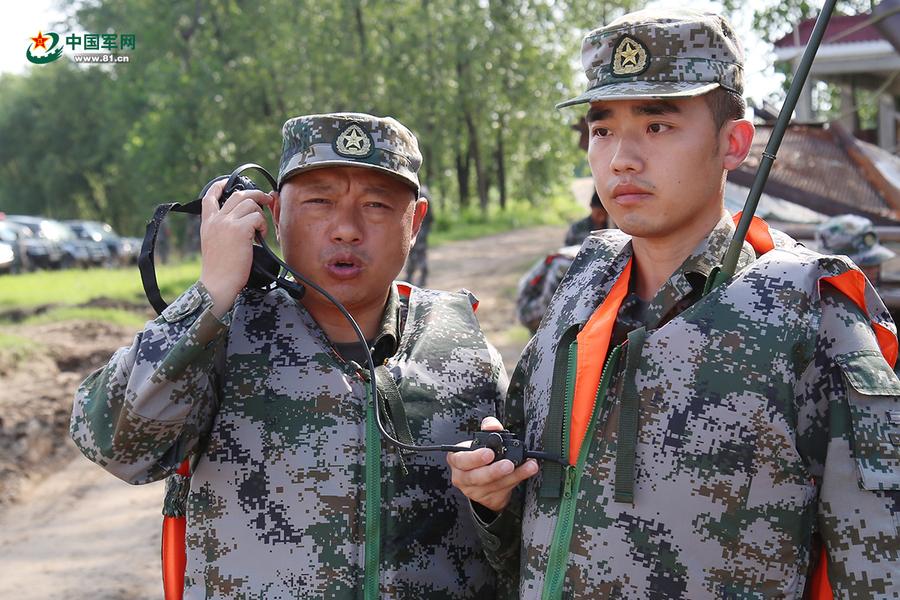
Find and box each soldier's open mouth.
[326,257,363,279]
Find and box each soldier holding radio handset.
[71,113,508,599]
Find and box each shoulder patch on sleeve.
[834,350,900,396]
[161,286,203,323]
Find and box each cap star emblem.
[341,128,366,152]
[612,35,649,77]
[619,41,640,67]
[31,31,50,51]
[334,123,374,158]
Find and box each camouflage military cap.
[557,8,744,108]
[278,112,422,194]
[816,214,896,266]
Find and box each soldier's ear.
[410,197,428,240]
[721,118,754,171]
[271,190,282,242]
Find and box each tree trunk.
[456,145,471,208]
[354,1,367,59]
[176,0,202,70]
[465,111,489,212]
[420,0,438,196]
[496,128,507,210]
[455,53,473,209]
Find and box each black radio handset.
[139,163,303,314]
[201,170,304,299]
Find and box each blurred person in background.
[405,184,433,286]
[564,191,608,246]
[816,214,895,285]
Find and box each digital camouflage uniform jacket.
[516,246,580,333]
[479,216,900,599]
[72,281,508,599]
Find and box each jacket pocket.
[834,350,900,491]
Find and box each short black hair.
[703,87,746,130]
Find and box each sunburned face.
[586,95,751,244]
[274,166,427,315]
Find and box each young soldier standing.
[72,113,507,599]
[449,9,900,598]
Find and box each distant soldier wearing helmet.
[817,214,895,285]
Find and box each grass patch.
[499,324,534,346]
[0,260,201,309]
[19,306,149,328]
[0,331,41,370]
[0,331,33,351]
[430,191,582,246]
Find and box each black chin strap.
[139,197,204,315]
[139,168,304,316]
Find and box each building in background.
[727,121,900,224]
[773,0,900,152]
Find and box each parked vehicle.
[0,221,25,273]
[0,239,13,274]
[7,216,85,269]
[2,220,63,270]
[120,236,142,264]
[47,220,93,268]
[66,220,136,266]
[59,221,110,267]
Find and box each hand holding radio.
[447,417,539,513]
[198,178,275,317]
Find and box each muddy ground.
[0,224,566,599]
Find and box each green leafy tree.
[0,0,641,232]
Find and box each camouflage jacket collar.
[561,215,756,336]
[681,213,756,279]
[302,283,402,363]
[373,283,401,359]
[641,214,755,329]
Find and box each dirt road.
[0,224,566,599]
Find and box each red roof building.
[773,0,900,151]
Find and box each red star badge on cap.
[31,31,50,51]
